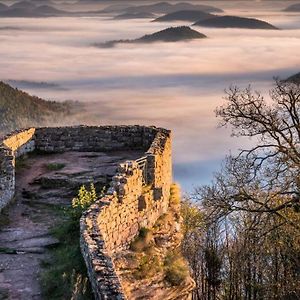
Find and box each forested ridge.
[0,81,72,135]
[183,80,300,300]
[287,72,300,84]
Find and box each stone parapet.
[80,127,172,299]
[0,125,172,300]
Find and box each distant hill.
[96,26,207,47]
[30,0,54,3]
[0,3,8,10]
[127,2,223,14]
[103,2,223,14]
[10,0,35,9]
[137,26,206,42]
[0,8,37,18]
[7,80,66,90]
[0,2,123,18]
[76,0,110,2]
[114,12,156,20]
[0,81,73,134]
[194,16,278,30]
[153,10,215,22]
[168,2,223,13]
[101,4,132,13]
[0,26,20,31]
[32,5,66,15]
[0,1,71,18]
[283,3,300,12]
[125,2,174,14]
[286,72,300,83]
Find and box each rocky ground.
[0,150,142,300]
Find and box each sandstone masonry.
[0,125,172,300]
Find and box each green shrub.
[15,156,28,171]
[71,183,98,218]
[134,254,162,279]
[45,163,66,171]
[164,250,189,286]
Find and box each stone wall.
[80,128,172,300]
[2,128,36,158]
[0,125,172,300]
[0,128,36,210]
[0,146,14,211]
[0,125,165,211]
[34,126,158,153]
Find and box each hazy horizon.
[0,0,299,191]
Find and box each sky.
[0,0,299,191]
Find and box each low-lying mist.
[0,2,299,190]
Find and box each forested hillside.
[0,81,73,135]
[286,72,300,83]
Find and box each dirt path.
[0,151,142,300]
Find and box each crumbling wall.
[0,125,172,300]
[80,129,172,300]
[0,128,36,210]
[0,146,14,210]
[34,126,157,153]
[0,125,160,211]
[2,128,36,158]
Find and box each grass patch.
[0,209,10,228]
[130,228,163,279]
[41,184,100,300]
[45,163,66,171]
[164,250,189,286]
[15,156,28,171]
[134,254,162,279]
[41,209,93,300]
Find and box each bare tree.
[196,80,300,229]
